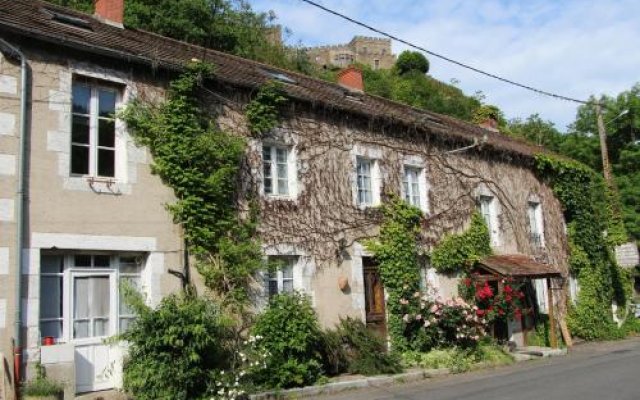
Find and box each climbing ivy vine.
[366,196,424,351]
[431,212,492,273]
[121,62,263,307]
[244,81,288,136]
[535,154,629,339]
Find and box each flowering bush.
[208,335,269,400]
[467,278,526,322]
[399,289,487,350]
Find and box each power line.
[298,0,592,105]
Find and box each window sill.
[65,175,126,195]
[264,194,298,202]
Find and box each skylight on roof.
[43,8,93,31]
[261,68,297,85]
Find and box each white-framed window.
[374,59,380,70]
[402,165,428,212]
[356,156,381,207]
[478,195,500,246]
[39,252,143,343]
[71,79,121,178]
[262,144,296,198]
[356,157,373,206]
[528,201,545,248]
[265,256,297,298]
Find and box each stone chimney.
[94,0,124,27]
[337,66,364,92]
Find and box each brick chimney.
[94,0,124,27]
[337,66,364,92]
[479,117,499,132]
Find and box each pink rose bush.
[399,288,488,350]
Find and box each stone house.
[0,0,570,398]
[305,36,396,70]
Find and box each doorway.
[69,270,117,393]
[362,257,387,339]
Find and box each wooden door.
[363,257,387,338]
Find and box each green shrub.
[402,343,512,374]
[120,290,232,400]
[22,363,64,397]
[322,317,402,376]
[251,292,324,389]
[395,51,430,75]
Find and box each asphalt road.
[314,337,640,400]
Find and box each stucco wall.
[0,49,23,398]
[213,88,570,329]
[1,36,570,396]
[0,42,186,397]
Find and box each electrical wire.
[299,0,593,105]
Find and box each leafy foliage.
[431,212,492,273]
[358,64,483,122]
[120,289,232,400]
[366,197,424,350]
[22,363,64,397]
[244,81,288,136]
[395,50,430,75]
[402,343,513,373]
[251,292,324,389]
[121,62,263,306]
[535,154,629,339]
[321,317,402,376]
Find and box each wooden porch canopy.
[475,254,562,279]
[474,254,567,348]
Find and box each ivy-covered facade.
[0,1,629,398]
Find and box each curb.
[250,348,567,399]
[249,369,449,400]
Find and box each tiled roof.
[478,254,561,278]
[0,0,550,158]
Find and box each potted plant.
[22,363,64,400]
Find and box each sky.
[249,0,640,132]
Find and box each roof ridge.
[1,0,552,159]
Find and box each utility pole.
[595,103,614,185]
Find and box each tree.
[565,84,640,240]
[395,51,430,75]
[508,114,563,149]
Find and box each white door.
[70,271,117,393]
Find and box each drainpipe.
[0,38,29,399]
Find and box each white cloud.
[250,0,640,131]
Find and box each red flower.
[504,285,513,294]
[505,294,513,302]
[498,309,505,316]
[463,278,472,287]
[476,309,485,317]
[476,282,494,300]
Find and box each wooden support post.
[547,277,558,349]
